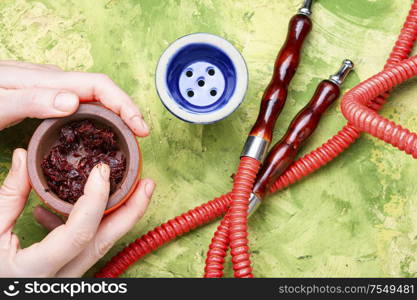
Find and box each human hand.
[0,149,155,277]
[0,60,149,136]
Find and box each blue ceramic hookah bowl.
[156,33,248,124]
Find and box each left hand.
[0,60,149,136]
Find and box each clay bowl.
[27,103,141,216]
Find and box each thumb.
[66,163,110,230]
[0,149,30,235]
[0,88,79,130]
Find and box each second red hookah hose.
[95,1,417,278]
[95,194,232,277]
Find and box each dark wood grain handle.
[249,14,312,142]
[253,80,340,198]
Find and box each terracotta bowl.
[27,103,141,216]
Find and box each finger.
[33,205,64,231]
[0,60,63,71]
[0,230,20,253]
[0,88,79,130]
[0,231,21,277]
[18,164,110,274]
[0,66,149,136]
[56,179,155,277]
[0,149,30,235]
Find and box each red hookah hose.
[204,213,231,278]
[227,157,261,278]
[204,157,261,278]
[95,1,417,278]
[341,55,417,156]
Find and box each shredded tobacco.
[41,120,126,203]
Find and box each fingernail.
[54,93,78,112]
[133,116,149,133]
[144,181,155,198]
[99,164,110,180]
[11,150,22,172]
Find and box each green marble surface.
[0,0,416,277]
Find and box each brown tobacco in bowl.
[41,120,126,203]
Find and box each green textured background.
[0,0,416,278]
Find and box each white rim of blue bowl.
[155,33,248,124]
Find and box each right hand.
[0,149,155,277]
